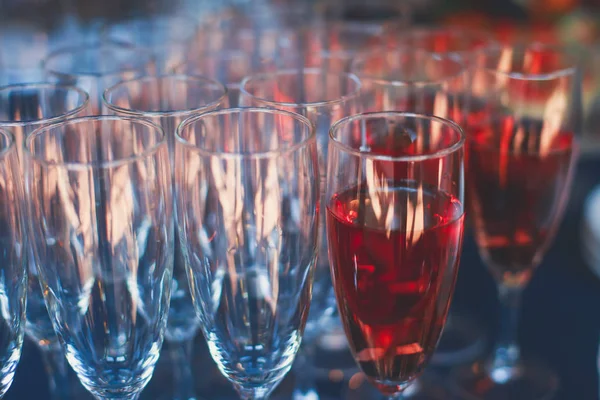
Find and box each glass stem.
[171,339,196,400]
[490,284,523,374]
[292,344,318,400]
[40,344,72,400]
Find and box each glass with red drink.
[326,111,466,398]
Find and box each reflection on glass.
[175,108,319,400]
[24,116,174,400]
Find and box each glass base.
[431,314,486,367]
[344,372,450,400]
[450,361,559,400]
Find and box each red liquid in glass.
[466,116,576,284]
[326,182,464,388]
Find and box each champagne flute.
[239,68,362,400]
[24,116,174,400]
[0,83,90,399]
[0,128,27,398]
[450,43,579,400]
[326,111,466,399]
[42,41,155,113]
[175,108,319,400]
[103,74,228,400]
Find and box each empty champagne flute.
[43,41,155,113]
[175,108,319,400]
[103,74,228,400]
[240,68,362,399]
[24,116,174,400]
[183,50,279,106]
[450,43,580,400]
[0,82,90,399]
[326,111,466,399]
[0,128,27,398]
[278,21,387,73]
[103,16,198,74]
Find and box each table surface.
[6,154,600,399]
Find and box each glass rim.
[0,82,90,126]
[240,68,362,108]
[24,115,167,170]
[42,41,154,78]
[0,128,17,161]
[329,111,466,162]
[175,107,316,160]
[102,74,228,117]
[476,43,578,81]
[350,47,467,87]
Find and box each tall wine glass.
[175,108,319,400]
[0,83,90,399]
[450,43,579,400]
[326,111,465,399]
[42,41,155,113]
[239,68,361,399]
[0,128,27,398]
[24,116,174,400]
[103,74,228,400]
[103,16,198,74]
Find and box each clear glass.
[385,26,499,63]
[0,83,90,399]
[0,128,27,398]
[42,41,155,113]
[175,107,319,400]
[278,21,388,73]
[240,68,362,398]
[450,43,579,400]
[326,112,466,399]
[103,74,228,400]
[182,50,280,106]
[24,116,174,400]
[103,16,198,74]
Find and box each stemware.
[24,116,174,400]
[239,68,362,399]
[42,41,155,113]
[326,111,466,399]
[450,43,580,400]
[362,28,498,367]
[175,108,319,400]
[278,21,388,73]
[183,50,279,106]
[0,83,90,399]
[0,128,27,398]
[103,74,228,400]
[351,51,473,396]
[103,16,198,74]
